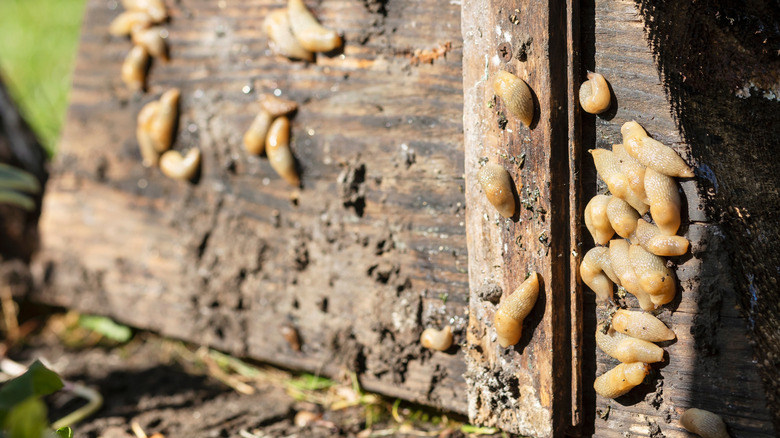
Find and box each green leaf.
[0,361,64,424]
[0,191,35,211]
[78,315,133,343]
[0,164,40,194]
[4,397,47,438]
[54,427,73,438]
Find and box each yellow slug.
[420,326,453,351]
[578,72,611,114]
[136,100,161,167]
[159,148,201,181]
[645,168,681,236]
[612,142,649,211]
[266,116,301,186]
[261,94,298,117]
[593,362,651,399]
[608,239,654,311]
[131,26,168,61]
[584,194,615,245]
[493,70,534,127]
[611,309,675,342]
[149,88,180,153]
[590,149,629,199]
[606,196,640,240]
[494,272,539,348]
[109,11,153,36]
[477,163,516,218]
[121,0,167,22]
[243,110,273,155]
[264,9,315,61]
[595,326,664,363]
[621,121,694,178]
[121,45,149,92]
[628,244,676,307]
[680,408,731,438]
[635,218,689,256]
[287,0,343,53]
[580,247,618,303]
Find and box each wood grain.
[32,0,470,413]
[461,0,574,435]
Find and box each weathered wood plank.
[461,0,574,436]
[31,0,470,413]
[581,0,777,436]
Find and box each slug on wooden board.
[580,247,619,303]
[149,88,180,153]
[110,11,153,36]
[612,142,649,213]
[264,9,315,61]
[584,194,615,245]
[493,70,534,127]
[595,325,664,364]
[159,148,200,181]
[608,239,654,311]
[266,116,301,186]
[121,0,167,22]
[420,326,453,351]
[477,163,516,218]
[243,110,273,155]
[578,72,611,114]
[137,100,161,166]
[590,149,629,199]
[629,244,676,307]
[287,0,343,52]
[131,26,168,61]
[593,362,651,399]
[494,272,539,348]
[261,94,298,117]
[621,121,694,178]
[122,45,149,92]
[281,324,301,351]
[611,309,675,342]
[680,408,731,438]
[645,168,681,236]
[635,218,689,257]
[606,196,640,240]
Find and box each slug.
[628,244,676,307]
[635,218,689,257]
[593,362,651,399]
[281,324,301,351]
[109,11,153,36]
[287,0,343,53]
[122,45,149,92]
[621,121,694,178]
[420,326,453,351]
[645,168,681,236]
[580,247,618,303]
[584,194,615,245]
[611,309,675,342]
[680,408,731,438]
[613,142,649,211]
[477,163,516,218]
[578,72,611,114]
[494,272,539,348]
[608,239,654,311]
[264,9,315,61]
[159,148,201,181]
[595,326,664,364]
[131,26,168,60]
[266,116,301,186]
[243,110,273,155]
[261,94,298,117]
[121,0,167,22]
[590,149,629,199]
[137,100,161,166]
[149,88,180,153]
[493,70,534,127]
[606,196,640,240]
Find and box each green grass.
[0,0,86,156]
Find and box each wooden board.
[461,0,575,436]
[580,0,777,436]
[31,0,471,413]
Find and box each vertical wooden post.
[461,1,578,436]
